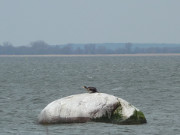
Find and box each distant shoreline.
[0,53,180,57]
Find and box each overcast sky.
[0,0,180,46]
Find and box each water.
[0,56,180,135]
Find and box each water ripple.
[0,56,180,135]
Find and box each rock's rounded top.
[38,93,146,124]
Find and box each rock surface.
[38,93,147,124]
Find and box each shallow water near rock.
[0,56,180,135]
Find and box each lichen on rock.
[111,102,123,123]
[123,110,147,124]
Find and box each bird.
[83,86,98,93]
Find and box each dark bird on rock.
[83,86,98,93]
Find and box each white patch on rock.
[117,98,137,119]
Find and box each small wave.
[111,86,123,91]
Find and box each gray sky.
[0,0,180,46]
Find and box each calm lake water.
[0,55,180,135]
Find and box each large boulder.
[38,93,146,124]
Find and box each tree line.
[0,41,180,55]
